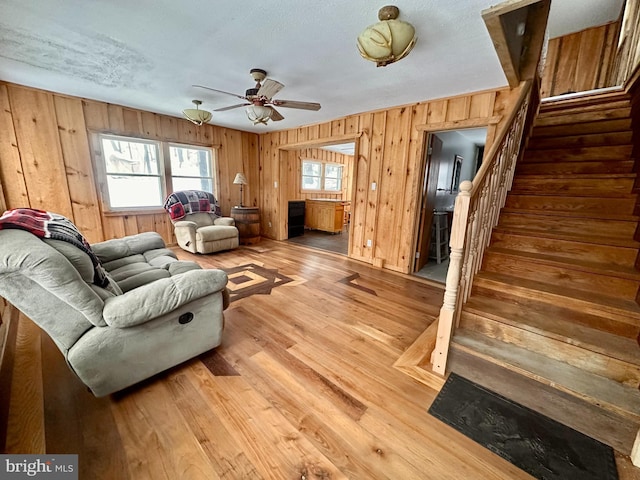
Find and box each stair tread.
[513,173,637,180]
[500,206,640,221]
[448,348,640,455]
[492,225,640,248]
[474,271,640,320]
[487,246,640,280]
[452,329,640,419]
[463,295,640,366]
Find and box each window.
[97,134,214,210]
[323,164,343,191]
[169,144,213,193]
[301,160,343,192]
[302,160,322,190]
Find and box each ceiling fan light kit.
[357,5,417,67]
[193,68,321,126]
[182,99,212,126]
[246,104,273,125]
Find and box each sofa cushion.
[44,239,94,283]
[196,225,239,242]
[93,232,166,263]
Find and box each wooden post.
[432,181,472,375]
[632,427,640,467]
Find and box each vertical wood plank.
[54,96,104,242]
[0,84,29,208]
[9,86,74,218]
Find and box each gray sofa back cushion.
[0,229,106,329]
[92,232,166,263]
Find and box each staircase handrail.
[431,79,536,375]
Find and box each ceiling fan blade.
[214,103,250,112]
[192,84,246,100]
[272,99,321,111]
[257,79,284,100]
[268,106,285,122]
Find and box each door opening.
[413,127,487,283]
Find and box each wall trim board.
[277,133,362,151]
[415,116,502,132]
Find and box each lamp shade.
[357,6,417,67]
[246,105,272,125]
[183,100,212,126]
[233,172,248,185]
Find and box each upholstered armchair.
[0,227,228,397]
[165,190,239,254]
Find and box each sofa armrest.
[174,220,198,229]
[214,217,235,227]
[102,269,228,328]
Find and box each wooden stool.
[429,212,450,264]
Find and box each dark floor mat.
[428,373,618,480]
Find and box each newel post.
[431,181,473,375]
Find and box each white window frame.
[95,133,216,212]
[301,160,343,193]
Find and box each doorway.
[413,128,487,282]
[284,142,356,256]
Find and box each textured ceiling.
[0,0,625,133]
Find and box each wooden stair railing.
[431,79,537,375]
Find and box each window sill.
[102,208,166,217]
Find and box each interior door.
[414,134,443,271]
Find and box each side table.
[230,206,261,245]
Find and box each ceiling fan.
[193,68,321,125]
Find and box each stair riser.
[482,251,640,298]
[504,195,637,215]
[459,316,640,386]
[472,280,640,337]
[516,161,635,175]
[498,213,638,238]
[534,106,632,127]
[537,100,631,120]
[532,118,632,138]
[489,232,638,267]
[527,132,632,150]
[450,341,640,423]
[524,145,633,163]
[511,177,635,197]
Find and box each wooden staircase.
[448,90,640,454]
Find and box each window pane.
[101,138,159,175]
[173,177,213,193]
[107,175,162,208]
[325,164,342,179]
[170,146,211,177]
[302,176,321,190]
[324,178,341,191]
[302,161,321,176]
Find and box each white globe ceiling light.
[357,5,417,67]
[182,99,212,126]
[246,104,273,125]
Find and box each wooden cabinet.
[305,199,345,233]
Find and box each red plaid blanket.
[164,190,221,221]
[0,208,109,287]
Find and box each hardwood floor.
[3,240,639,479]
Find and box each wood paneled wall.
[284,148,354,202]
[613,0,640,87]
[259,86,521,274]
[541,22,620,98]
[0,82,259,245]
